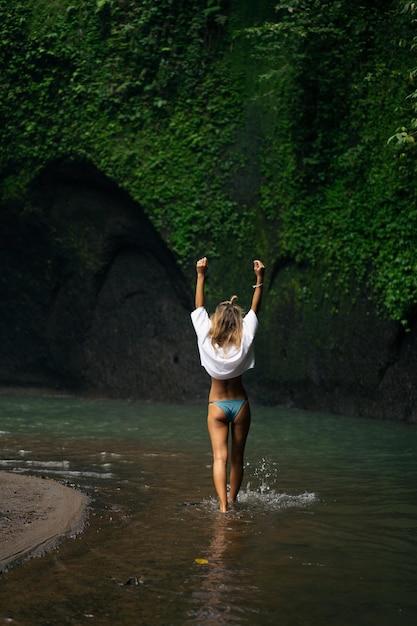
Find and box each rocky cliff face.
[0,160,207,402]
[254,263,417,423]
[1,159,416,422]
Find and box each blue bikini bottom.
[209,399,247,423]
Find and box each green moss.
[1,0,417,321]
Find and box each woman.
[191,256,265,512]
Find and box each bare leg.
[229,402,251,503]
[207,405,229,512]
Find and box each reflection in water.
[190,513,260,624]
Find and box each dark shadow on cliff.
[0,158,207,402]
[247,258,417,423]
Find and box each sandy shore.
[0,471,89,572]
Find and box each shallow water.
[0,395,416,625]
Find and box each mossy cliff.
[1,1,417,420]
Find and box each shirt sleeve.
[191,306,211,342]
[243,309,258,339]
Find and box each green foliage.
[1,0,417,321]
[0,0,241,263]
[237,0,417,322]
[387,3,417,154]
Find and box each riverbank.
[0,471,89,572]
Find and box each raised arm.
[251,259,265,315]
[195,256,208,309]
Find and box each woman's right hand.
[196,257,208,275]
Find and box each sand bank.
[0,471,89,572]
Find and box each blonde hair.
[209,295,243,351]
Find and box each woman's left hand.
[196,257,208,275]
[253,259,265,278]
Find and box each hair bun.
[230,295,238,305]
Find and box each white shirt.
[191,306,258,380]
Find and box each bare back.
[209,375,247,402]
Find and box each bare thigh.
[231,401,251,460]
[207,404,229,459]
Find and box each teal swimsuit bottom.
[210,399,247,423]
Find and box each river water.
[0,394,416,625]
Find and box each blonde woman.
[191,257,265,512]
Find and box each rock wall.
[1,159,417,422]
[252,263,417,423]
[0,160,207,402]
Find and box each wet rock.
[124,577,139,586]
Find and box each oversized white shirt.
[191,306,258,380]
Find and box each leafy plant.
[1,0,417,321]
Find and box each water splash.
[245,456,279,495]
[237,488,317,512]
[196,458,317,514]
[239,457,317,512]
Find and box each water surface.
[0,395,416,625]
